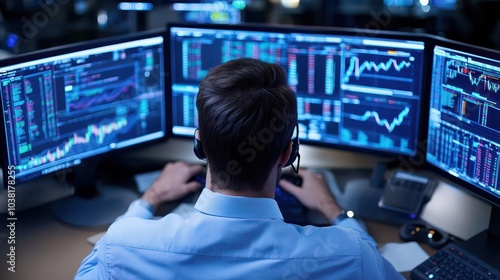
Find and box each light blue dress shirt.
[75,188,403,280]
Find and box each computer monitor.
[426,40,500,269]
[167,23,426,157]
[170,0,242,24]
[0,29,167,226]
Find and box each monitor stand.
[50,160,138,228]
[457,205,500,271]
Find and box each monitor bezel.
[166,21,430,159]
[0,28,171,189]
[422,35,500,208]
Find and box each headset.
[194,125,300,173]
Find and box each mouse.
[279,173,303,187]
[399,222,449,249]
[191,173,207,188]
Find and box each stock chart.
[169,25,425,156]
[427,46,500,194]
[0,37,166,181]
[336,41,423,154]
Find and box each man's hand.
[279,169,343,222]
[141,161,204,209]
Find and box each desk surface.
[0,140,436,279]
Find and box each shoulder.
[104,213,187,248]
[278,223,368,256]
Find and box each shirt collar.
[194,188,284,220]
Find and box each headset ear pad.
[193,130,206,160]
[285,135,299,167]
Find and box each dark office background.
[0,0,499,56]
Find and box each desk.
[0,140,437,280]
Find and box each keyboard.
[275,173,308,225]
[134,170,206,193]
[411,243,500,280]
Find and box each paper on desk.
[378,242,429,272]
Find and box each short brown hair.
[196,58,297,191]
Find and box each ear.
[278,141,293,167]
[195,129,201,141]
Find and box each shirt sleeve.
[74,199,154,279]
[115,199,155,221]
[358,235,406,280]
[336,219,403,279]
[74,238,109,280]
[336,218,378,249]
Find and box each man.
[76,58,402,279]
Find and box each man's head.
[196,58,297,192]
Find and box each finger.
[164,161,184,173]
[297,168,311,177]
[188,164,204,176]
[184,181,202,192]
[313,172,323,180]
[279,179,301,197]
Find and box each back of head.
[196,58,297,192]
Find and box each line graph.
[343,56,413,83]
[24,118,128,169]
[445,60,500,95]
[341,52,417,93]
[469,73,500,93]
[345,106,410,133]
[341,96,417,154]
[68,78,137,111]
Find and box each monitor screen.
[384,0,413,7]
[168,23,426,157]
[0,30,167,187]
[431,0,457,10]
[426,43,500,206]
